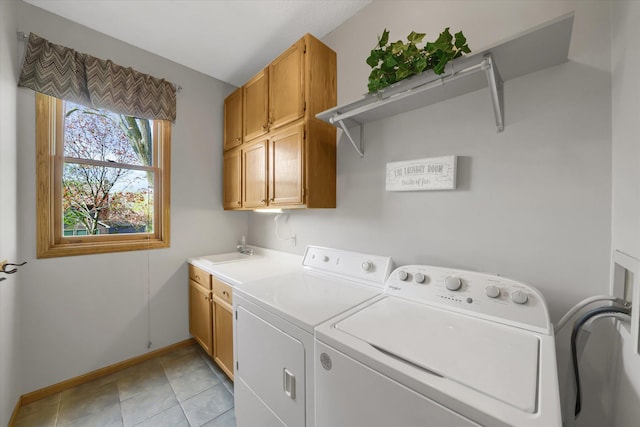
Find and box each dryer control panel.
[385,266,552,335]
[303,246,394,289]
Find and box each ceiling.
[22,0,371,87]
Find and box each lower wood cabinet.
[212,277,234,380]
[189,279,213,355]
[188,264,234,380]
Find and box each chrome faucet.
[237,236,253,255]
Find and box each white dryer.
[315,265,562,427]
[233,246,393,427]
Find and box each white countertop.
[234,269,383,333]
[188,246,303,287]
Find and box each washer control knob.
[511,290,528,305]
[485,285,500,298]
[397,270,409,281]
[414,273,426,284]
[322,256,329,262]
[445,276,462,291]
[361,261,373,272]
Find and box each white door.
[315,341,481,427]
[235,377,287,427]
[236,306,306,426]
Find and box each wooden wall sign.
[386,155,457,191]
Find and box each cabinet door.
[269,39,305,130]
[223,147,242,210]
[224,87,243,151]
[269,123,304,206]
[243,139,268,208]
[189,280,213,356]
[212,295,234,380]
[243,68,269,142]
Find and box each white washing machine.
[233,246,393,427]
[315,265,562,427]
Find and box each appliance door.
[236,306,305,427]
[335,297,540,412]
[235,377,286,427]
[315,341,480,427]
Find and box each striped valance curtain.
[18,33,176,122]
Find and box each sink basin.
[200,252,254,265]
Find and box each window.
[36,93,171,257]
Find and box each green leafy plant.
[366,28,471,93]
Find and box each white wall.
[251,1,611,320]
[612,0,640,266]
[248,1,613,425]
[15,1,248,394]
[610,1,640,426]
[0,0,22,424]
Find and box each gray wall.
[612,1,640,262]
[15,1,248,394]
[247,2,613,425]
[0,0,21,424]
[249,0,611,322]
[609,1,640,426]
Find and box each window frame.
[36,93,171,258]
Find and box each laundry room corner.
[244,2,632,426]
[607,0,640,425]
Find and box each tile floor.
[13,344,236,427]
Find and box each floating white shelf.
[316,12,575,157]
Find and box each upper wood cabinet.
[225,33,337,210]
[224,87,243,151]
[243,69,269,143]
[269,123,304,206]
[223,146,242,209]
[242,139,268,209]
[269,39,305,131]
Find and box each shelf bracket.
[482,54,504,132]
[337,120,364,158]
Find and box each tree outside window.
[36,93,171,258]
[62,102,154,236]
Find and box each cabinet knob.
[261,199,266,203]
[270,197,275,202]
[235,137,241,142]
[236,201,241,205]
[223,291,229,297]
[261,124,267,131]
